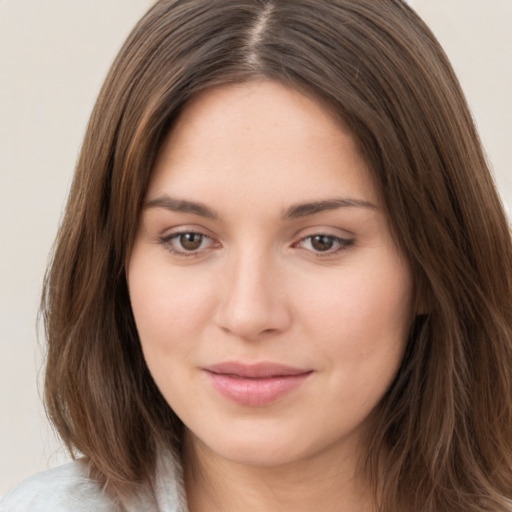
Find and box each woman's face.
[128,81,414,469]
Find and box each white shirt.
[0,452,188,512]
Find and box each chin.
[185,417,362,471]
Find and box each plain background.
[1,0,511,496]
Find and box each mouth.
[203,362,313,406]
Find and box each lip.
[203,362,313,406]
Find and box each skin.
[127,80,415,512]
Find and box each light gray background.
[1,0,511,495]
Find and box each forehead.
[147,80,378,210]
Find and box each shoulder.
[0,460,118,512]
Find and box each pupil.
[180,233,202,250]
[311,235,334,251]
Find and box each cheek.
[127,250,215,356]
[300,263,413,421]
[295,256,413,368]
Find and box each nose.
[214,251,292,340]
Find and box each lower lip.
[205,371,312,406]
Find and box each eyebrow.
[283,198,378,219]
[144,195,218,219]
[144,194,377,220]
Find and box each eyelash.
[294,234,354,256]
[158,231,218,258]
[158,231,354,259]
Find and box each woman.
[2,0,511,511]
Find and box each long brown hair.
[42,1,512,510]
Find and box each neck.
[183,431,375,512]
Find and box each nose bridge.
[215,243,290,339]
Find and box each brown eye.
[160,231,218,257]
[296,233,354,256]
[179,233,204,251]
[310,235,335,252]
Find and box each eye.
[297,234,354,255]
[159,231,217,256]
[177,232,205,251]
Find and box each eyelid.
[158,227,221,258]
[292,230,355,257]
[155,225,355,259]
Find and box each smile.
[203,362,313,406]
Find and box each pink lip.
[204,362,312,406]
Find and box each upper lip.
[204,362,312,379]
